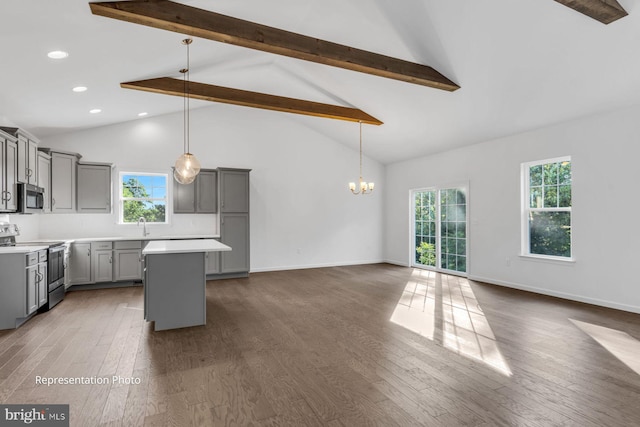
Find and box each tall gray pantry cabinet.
[219,168,250,276]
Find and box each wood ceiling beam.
[90,0,459,91]
[121,77,383,125]
[554,0,628,24]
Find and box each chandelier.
[349,121,374,195]
[174,38,201,185]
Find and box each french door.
[412,186,467,274]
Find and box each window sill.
[519,254,575,264]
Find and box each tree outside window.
[523,158,571,258]
[120,173,168,224]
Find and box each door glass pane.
[440,187,467,273]
[414,190,436,267]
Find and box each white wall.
[385,104,640,314]
[37,104,384,271]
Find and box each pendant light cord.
[182,38,192,155]
[359,121,363,182]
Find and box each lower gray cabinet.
[220,213,249,273]
[91,241,113,283]
[114,241,142,281]
[0,251,46,329]
[37,260,48,308]
[69,243,91,284]
[206,250,220,275]
[68,240,143,286]
[26,264,38,316]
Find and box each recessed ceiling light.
[47,50,69,59]
[72,86,87,93]
[89,109,102,114]
[138,112,148,117]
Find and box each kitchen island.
[142,239,231,331]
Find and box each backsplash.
[8,212,218,242]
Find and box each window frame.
[520,156,573,261]
[118,171,170,225]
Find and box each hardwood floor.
[1,263,640,426]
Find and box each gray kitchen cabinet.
[197,170,217,213]
[77,162,112,213]
[206,250,220,275]
[26,264,38,315]
[0,251,46,330]
[92,241,113,283]
[173,169,217,214]
[50,151,79,213]
[37,151,51,213]
[114,241,142,281]
[220,213,250,273]
[218,168,250,276]
[0,128,39,185]
[68,243,91,284]
[37,259,48,308]
[1,130,18,212]
[173,175,196,213]
[219,168,249,213]
[144,251,206,331]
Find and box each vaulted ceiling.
[0,0,638,164]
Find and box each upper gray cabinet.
[219,168,250,213]
[196,170,217,213]
[77,162,112,213]
[0,130,18,212]
[173,169,217,214]
[37,151,51,213]
[0,127,38,186]
[49,150,81,213]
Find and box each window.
[119,172,168,224]
[522,157,571,259]
[413,186,467,274]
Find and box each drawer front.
[114,240,142,250]
[26,252,38,266]
[38,250,48,263]
[91,241,113,251]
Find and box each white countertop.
[16,234,220,244]
[142,239,231,255]
[0,245,49,254]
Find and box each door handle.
[87,249,90,257]
[52,198,56,206]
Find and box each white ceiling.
[1,0,639,164]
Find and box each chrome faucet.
[137,217,150,237]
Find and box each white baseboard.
[383,259,410,267]
[250,259,385,273]
[469,275,640,315]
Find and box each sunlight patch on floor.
[570,318,640,376]
[390,269,512,376]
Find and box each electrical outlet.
[505,257,511,267]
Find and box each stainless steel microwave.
[18,183,45,214]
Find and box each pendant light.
[174,38,201,185]
[349,121,374,195]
